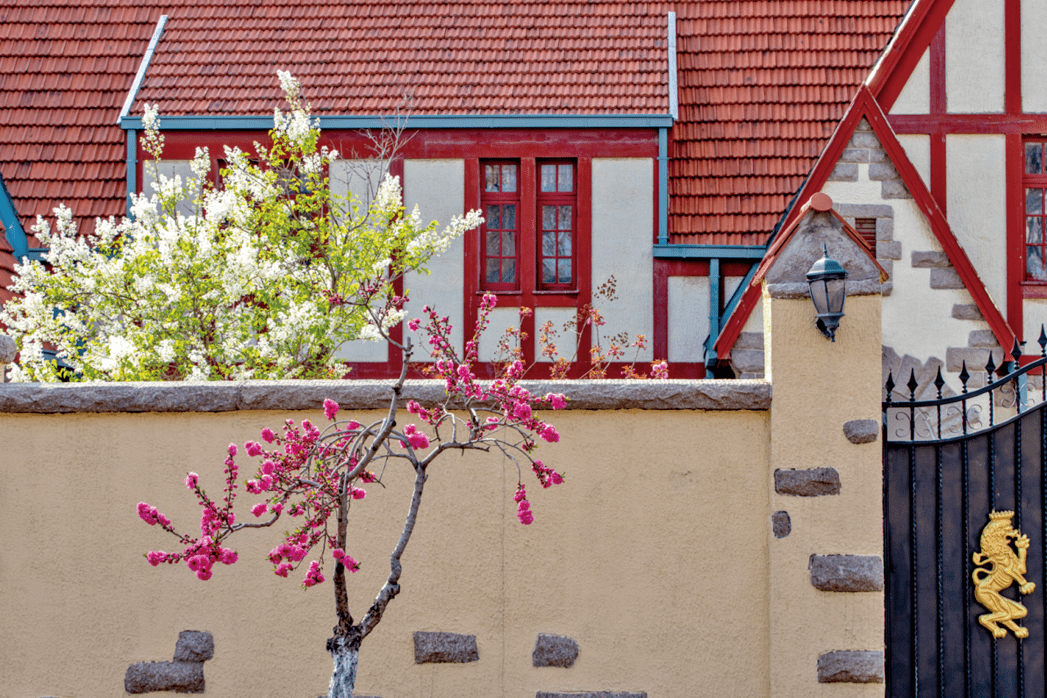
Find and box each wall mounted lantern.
[805,244,848,341]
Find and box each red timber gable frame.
[869,0,1037,350]
[136,128,659,379]
[714,85,1017,361]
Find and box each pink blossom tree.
[138,294,565,698]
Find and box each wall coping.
[0,379,771,414]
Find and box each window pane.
[1028,217,1043,244]
[485,204,500,230]
[1027,143,1043,175]
[558,205,572,230]
[502,259,516,283]
[558,164,573,192]
[540,164,556,192]
[1029,246,1047,280]
[558,231,571,256]
[542,230,556,256]
[484,165,500,192]
[542,205,556,230]
[486,259,500,283]
[502,165,517,192]
[558,261,572,284]
[503,204,516,230]
[486,230,500,255]
[502,231,515,255]
[542,259,556,283]
[1028,189,1043,215]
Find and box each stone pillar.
[764,204,886,697]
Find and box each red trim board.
[868,0,957,112]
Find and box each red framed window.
[480,161,520,290]
[537,161,576,290]
[1025,140,1047,281]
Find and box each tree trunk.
[326,635,359,698]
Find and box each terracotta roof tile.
[667,0,912,245]
[0,0,161,241]
[131,0,670,117]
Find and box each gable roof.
[129,1,672,117]
[714,85,1016,358]
[668,0,913,245]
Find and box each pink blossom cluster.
[332,548,360,573]
[514,484,534,525]
[402,423,430,450]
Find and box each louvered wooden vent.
[855,218,876,255]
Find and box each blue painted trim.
[119,113,675,131]
[126,129,137,217]
[657,128,669,246]
[719,262,759,337]
[707,258,721,361]
[0,171,43,262]
[653,244,766,260]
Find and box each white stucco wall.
[1023,0,1047,112]
[945,0,1005,113]
[591,159,654,361]
[1024,299,1047,339]
[890,48,931,115]
[535,307,579,362]
[946,135,1007,312]
[404,160,467,355]
[667,276,709,363]
[142,159,198,217]
[331,160,391,363]
[478,306,522,362]
[897,134,931,191]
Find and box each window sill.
[1021,282,1047,299]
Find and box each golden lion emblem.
[972,510,1035,639]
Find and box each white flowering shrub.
[1,72,482,381]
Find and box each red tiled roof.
[131,1,671,116]
[0,1,162,242]
[668,0,912,245]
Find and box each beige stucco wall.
[764,292,885,698]
[591,159,654,361]
[667,275,709,363]
[1,402,772,698]
[895,134,930,190]
[1022,0,1047,112]
[945,0,1005,113]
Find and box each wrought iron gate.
[884,338,1047,698]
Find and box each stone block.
[839,148,870,163]
[817,651,885,684]
[952,304,984,321]
[0,334,15,363]
[733,332,764,350]
[174,631,214,662]
[413,632,479,664]
[810,555,884,592]
[849,131,882,149]
[881,179,913,199]
[946,347,1005,373]
[876,259,893,278]
[968,330,1000,348]
[836,204,893,218]
[125,661,204,694]
[911,250,951,268]
[774,468,841,497]
[856,117,873,131]
[877,240,902,260]
[537,693,646,698]
[730,349,765,374]
[828,163,859,182]
[929,268,964,289]
[843,419,878,444]
[876,217,894,240]
[881,281,893,297]
[532,633,579,668]
[869,148,890,163]
[772,511,791,538]
[868,162,899,181]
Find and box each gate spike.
[885,371,895,404]
[1040,325,1047,356]
[1012,336,1023,363]
[959,361,970,393]
[934,366,945,398]
[985,351,996,378]
[907,368,919,400]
